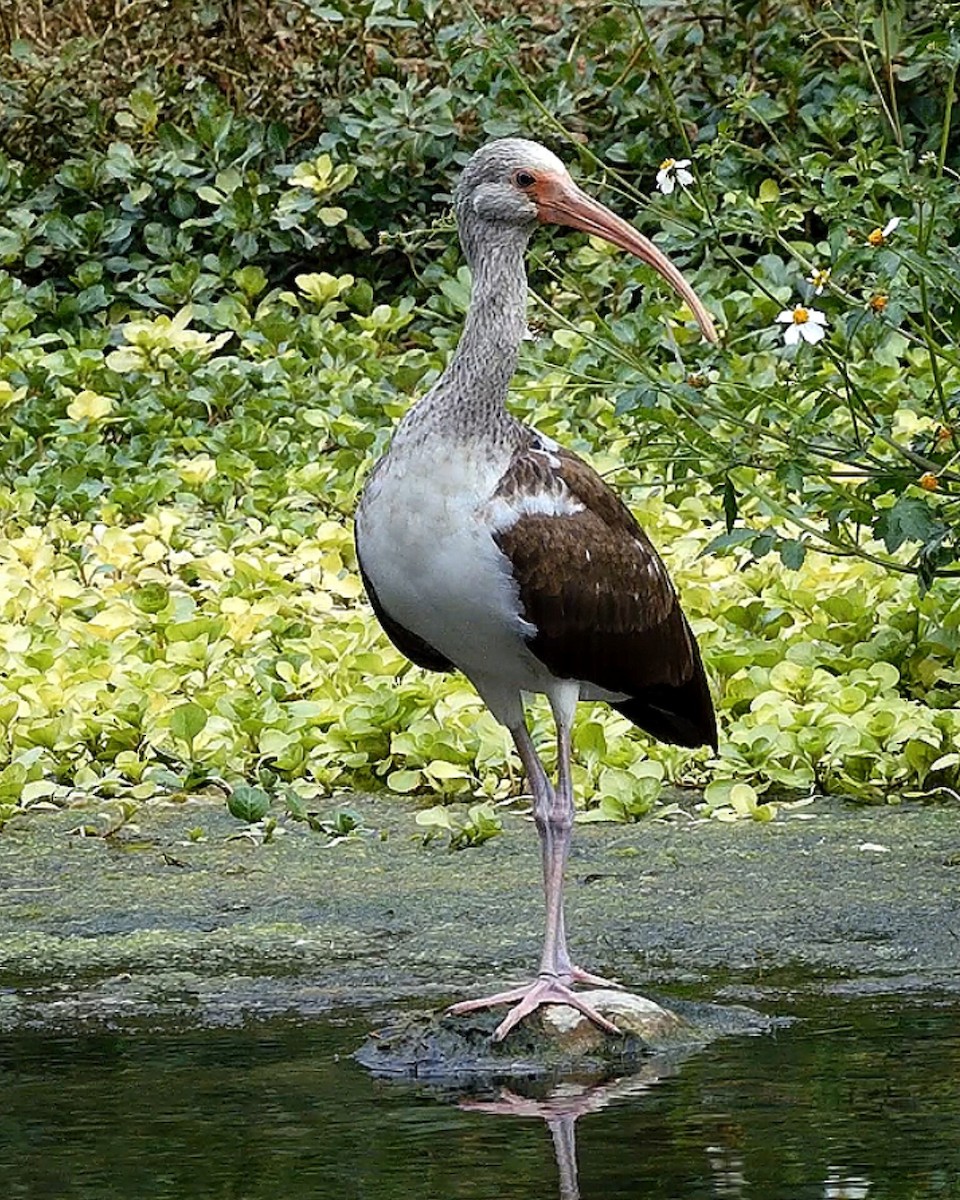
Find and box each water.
[1,996,958,1199]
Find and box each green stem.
[857,24,903,148]
[880,4,903,148]
[915,269,951,426]
[734,477,952,577]
[938,60,958,180]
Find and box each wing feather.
[492,443,717,748]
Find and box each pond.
[1,994,957,1199]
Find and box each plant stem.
[857,23,903,148]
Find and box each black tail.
[612,637,717,750]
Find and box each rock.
[537,989,693,1054]
[355,991,771,1080]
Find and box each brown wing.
[492,445,716,749]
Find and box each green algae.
[0,793,958,1031]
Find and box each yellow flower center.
[792,306,810,324]
[919,472,939,492]
[867,228,885,246]
[811,268,831,287]
[869,294,888,312]
[660,158,676,171]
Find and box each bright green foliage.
[1,251,958,826]
[1,1,960,832]
[416,802,504,850]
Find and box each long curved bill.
[534,174,719,344]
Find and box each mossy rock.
[356,989,773,1079]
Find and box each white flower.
[655,157,693,195]
[807,266,831,295]
[776,305,828,346]
[867,216,900,247]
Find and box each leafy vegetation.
[415,801,504,849]
[1,0,959,834]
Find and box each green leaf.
[129,88,158,126]
[722,476,738,533]
[729,783,760,815]
[388,769,423,793]
[751,533,776,559]
[702,528,755,555]
[415,804,454,830]
[778,539,806,569]
[325,807,361,836]
[450,803,503,849]
[424,758,470,780]
[228,784,271,823]
[317,206,348,227]
[439,275,471,312]
[10,39,36,62]
[284,792,308,820]
[875,496,938,553]
[232,265,267,299]
[132,582,170,614]
[170,703,208,748]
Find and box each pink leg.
[550,722,621,990]
[447,713,621,1041]
[535,717,571,980]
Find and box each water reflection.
[824,1169,872,1199]
[707,1141,747,1198]
[460,1064,672,1200]
[0,998,957,1199]
[458,1069,882,1200]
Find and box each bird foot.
[568,965,624,990]
[447,975,623,1042]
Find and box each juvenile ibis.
[355,138,718,1041]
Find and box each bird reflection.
[824,1169,871,1198]
[459,1060,677,1200]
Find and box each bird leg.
[447,716,621,1041]
[535,718,572,980]
[547,719,621,990]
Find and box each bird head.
[455,138,718,344]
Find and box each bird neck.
[402,230,531,447]
[454,235,530,387]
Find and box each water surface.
[1,996,957,1199]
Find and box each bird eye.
[514,170,537,189]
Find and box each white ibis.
[355,138,718,1042]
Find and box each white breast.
[356,441,555,721]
